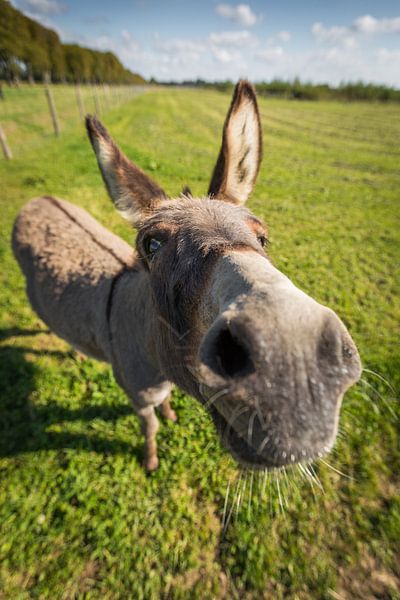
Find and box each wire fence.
[0,83,147,159]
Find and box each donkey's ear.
[86,116,167,226]
[208,80,262,205]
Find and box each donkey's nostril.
[213,327,254,378]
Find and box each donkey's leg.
[137,405,160,472]
[134,380,173,471]
[159,396,177,422]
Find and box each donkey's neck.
[108,267,167,393]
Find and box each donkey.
[12,81,361,471]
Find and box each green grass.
[1,88,399,599]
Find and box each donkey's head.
[86,81,361,469]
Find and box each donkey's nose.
[199,309,361,390]
[199,317,256,381]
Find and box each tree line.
[0,0,145,84]
[154,78,400,103]
[256,79,400,103]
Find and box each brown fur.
[86,116,166,225]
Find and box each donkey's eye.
[144,237,163,259]
[258,235,267,248]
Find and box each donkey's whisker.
[359,378,398,420]
[362,368,396,395]
[247,410,257,447]
[319,458,354,481]
[308,463,324,493]
[204,388,229,409]
[275,474,285,514]
[223,405,250,445]
[223,472,242,534]
[254,397,267,430]
[157,314,191,342]
[247,470,255,519]
[257,435,270,455]
[222,479,231,529]
[235,475,243,520]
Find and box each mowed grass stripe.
[259,125,400,185]
[264,101,400,150]
[261,110,400,158]
[267,98,400,127]
[260,111,400,173]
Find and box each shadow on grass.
[0,327,51,341]
[0,331,141,461]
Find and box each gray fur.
[12,81,362,471]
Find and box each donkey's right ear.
[208,80,262,205]
[86,116,167,226]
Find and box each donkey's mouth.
[206,396,335,470]
[209,403,274,469]
[205,398,270,469]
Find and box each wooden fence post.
[114,86,120,106]
[93,85,101,116]
[44,85,61,136]
[0,124,12,159]
[103,84,110,112]
[76,84,85,120]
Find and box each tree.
[0,0,146,84]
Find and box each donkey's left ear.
[208,80,262,205]
[86,116,167,226]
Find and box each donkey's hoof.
[165,409,177,423]
[159,400,177,422]
[145,455,159,472]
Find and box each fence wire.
[0,84,147,159]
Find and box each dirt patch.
[61,560,99,599]
[333,555,399,599]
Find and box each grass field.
[0,87,399,599]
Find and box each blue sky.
[11,0,400,85]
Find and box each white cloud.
[209,30,256,47]
[211,46,247,71]
[212,47,235,63]
[277,30,291,43]
[90,35,116,51]
[377,47,400,62]
[312,14,400,50]
[152,37,207,66]
[275,46,400,87]
[354,14,400,34]
[121,30,139,52]
[21,0,65,15]
[312,22,356,48]
[154,38,206,54]
[216,3,258,27]
[354,15,379,34]
[256,45,284,62]
[209,30,255,69]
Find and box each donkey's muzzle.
[197,309,362,468]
